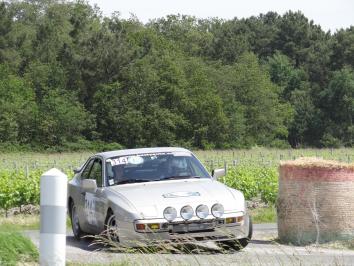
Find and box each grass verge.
[0,212,72,230]
[0,230,38,265]
[0,214,39,265]
[250,205,277,224]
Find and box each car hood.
[107,178,244,219]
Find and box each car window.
[81,159,94,179]
[189,156,208,177]
[89,159,103,187]
[105,152,211,186]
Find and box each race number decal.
[106,157,129,166]
[84,193,98,226]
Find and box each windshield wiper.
[117,179,152,185]
[160,175,202,181]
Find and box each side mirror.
[82,179,97,193]
[212,168,226,180]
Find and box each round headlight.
[196,204,209,219]
[211,203,224,218]
[163,207,177,221]
[180,205,194,220]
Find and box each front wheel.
[105,211,119,242]
[218,216,253,250]
[70,201,84,240]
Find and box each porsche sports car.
[68,147,252,248]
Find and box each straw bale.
[277,158,354,245]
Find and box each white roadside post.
[40,168,67,266]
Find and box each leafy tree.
[149,15,214,57]
[331,27,354,69]
[288,88,319,147]
[181,58,228,148]
[319,67,354,146]
[0,65,37,143]
[246,12,280,59]
[0,2,13,64]
[0,0,352,149]
[267,52,306,100]
[227,53,292,146]
[36,89,94,147]
[207,18,251,64]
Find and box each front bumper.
[116,214,251,247]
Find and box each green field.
[1,147,353,172]
[0,148,353,213]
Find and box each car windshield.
[105,151,211,186]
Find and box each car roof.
[96,147,192,159]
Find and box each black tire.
[247,215,253,239]
[218,216,253,251]
[70,200,84,240]
[104,210,119,242]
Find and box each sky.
[88,0,354,32]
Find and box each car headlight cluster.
[163,203,224,222]
[180,205,194,220]
[163,207,177,221]
[196,204,209,219]
[211,203,224,218]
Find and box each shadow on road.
[67,235,103,252]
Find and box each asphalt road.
[25,224,354,266]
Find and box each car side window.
[89,159,103,187]
[81,159,94,179]
[189,156,210,178]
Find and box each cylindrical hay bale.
[277,158,354,245]
[40,168,67,266]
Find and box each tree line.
[0,0,353,150]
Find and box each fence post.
[25,165,29,178]
[210,160,214,171]
[223,162,227,183]
[40,168,67,266]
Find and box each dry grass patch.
[316,239,354,251]
[249,206,276,224]
[0,214,40,231]
[280,157,354,169]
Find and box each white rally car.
[68,147,252,249]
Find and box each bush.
[61,139,124,152]
[224,165,278,204]
[257,167,278,204]
[224,166,259,200]
[320,133,342,148]
[0,170,41,212]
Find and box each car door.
[76,158,95,232]
[82,158,107,233]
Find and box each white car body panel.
[68,147,251,247]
